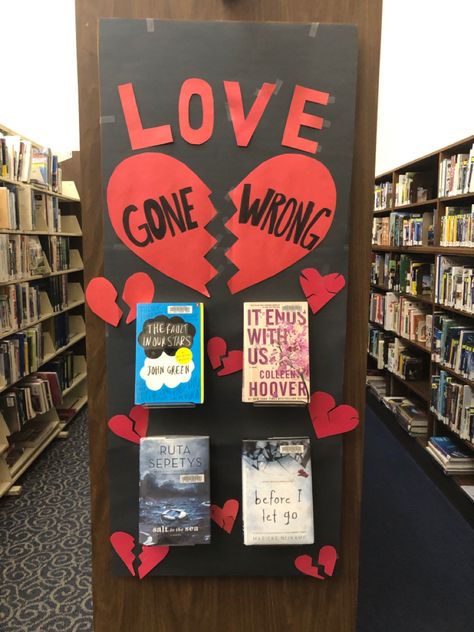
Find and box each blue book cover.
[139,436,210,546]
[429,436,473,460]
[135,303,204,406]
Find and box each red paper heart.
[226,154,336,293]
[122,272,155,324]
[210,499,239,534]
[294,554,325,579]
[294,545,338,579]
[107,152,217,297]
[300,268,346,314]
[85,277,123,326]
[137,545,170,579]
[218,350,243,376]
[207,337,228,370]
[308,391,359,439]
[110,531,136,576]
[108,406,149,444]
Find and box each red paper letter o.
[179,78,214,145]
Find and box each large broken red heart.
[308,391,359,439]
[207,336,243,376]
[108,405,149,444]
[210,499,239,534]
[300,268,345,314]
[122,272,155,324]
[107,152,217,297]
[85,277,123,326]
[110,531,169,579]
[294,545,338,579]
[226,154,336,293]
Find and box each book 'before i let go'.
[243,301,310,405]
[241,437,314,545]
[139,435,211,546]
[135,303,204,406]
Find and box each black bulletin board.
[98,19,358,577]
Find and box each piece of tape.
[323,120,332,129]
[274,79,283,95]
[100,115,116,124]
[146,19,155,32]
[328,96,336,104]
[309,23,319,38]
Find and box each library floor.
[1,406,473,632]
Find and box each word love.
[119,79,331,154]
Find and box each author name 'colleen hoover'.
[139,436,210,546]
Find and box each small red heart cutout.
[122,272,155,324]
[108,406,149,444]
[85,277,123,326]
[300,268,346,314]
[207,337,228,370]
[137,545,170,579]
[110,531,136,576]
[294,554,325,579]
[210,499,239,534]
[217,350,243,376]
[318,545,338,577]
[308,391,359,439]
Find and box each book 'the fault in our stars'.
[135,303,204,406]
[241,437,314,546]
[243,301,310,405]
[139,435,210,546]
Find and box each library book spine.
[241,437,314,546]
[139,435,210,546]
[135,303,204,406]
[242,301,310,405]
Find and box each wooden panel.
[75,1,382,630]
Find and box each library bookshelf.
[368,134,474,507]
[0,124,87,498]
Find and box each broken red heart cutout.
[308,391,359,439]
[300,267,346,314]
[210,499,239,534]
[108,406,149,444]
[86,272,155,326]
[110,531,169,579]
[207,337,243,376]
[107,152,217,297]
[226,154,336,293]
[294,545,338,579]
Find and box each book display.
[368,135,474,503]
[93,18,361,579]
[0,125,86,498]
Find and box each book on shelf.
[432,312,474,374]
[0,133,62,192]
[381,396,428,436]
[431,371,473,443]
[368,323,394,370]
[139,435,210,546]
[243,301,310,405]
[241,437,314,545]
[0,325,43,389]
[438,143,474,197]
[135,303,204,407]
[369,291,430,348]
[374,181,393,210]
[371,252,401,290]
[366,374,388,398]
[0,234,49,282]
[395,171,433,206]
[372,212,435,248]
[426,436,474,474]
[440,205,474,247]
[435,256,474,313]
[386,337,424,381]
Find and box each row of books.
[0,186,62,232]
[370,255,433,298]
[435,257,474,314]
[438,144,474,197]
[0,234,47,282]
[426,436,474,474]
[439,205,474,247]
[395,171,433,207]
[0,132,62,191]
[43,236,70,272]
[431,371,473,443]
[432,313,474,379]
[373,181,392,210]
[381,395,428,436]
[0,376,57,432]
[386,338,424,381]
[368,324,393,370]
[371,211,434,247]
[0,283,41,333]
[382,293,431,346]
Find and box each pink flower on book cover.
[268,321,310,398]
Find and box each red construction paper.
[178,78,214,145]
[226,154,336,294]
[122,272,155,324]
[118,83,173,150]
[308,391,359,439]
[85,277,122,326]
[294,554,325,579]
[137,545,170,579]
[110,531,136,576]
[207,336,227,370]
[224,81,275,146]
[108,405,149,444]
[318,545,338,577]
[300,267,346,314]
[217,351,243,376]
[107,152,217,296]
[210,499,239,534]
[281,85,330,154]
